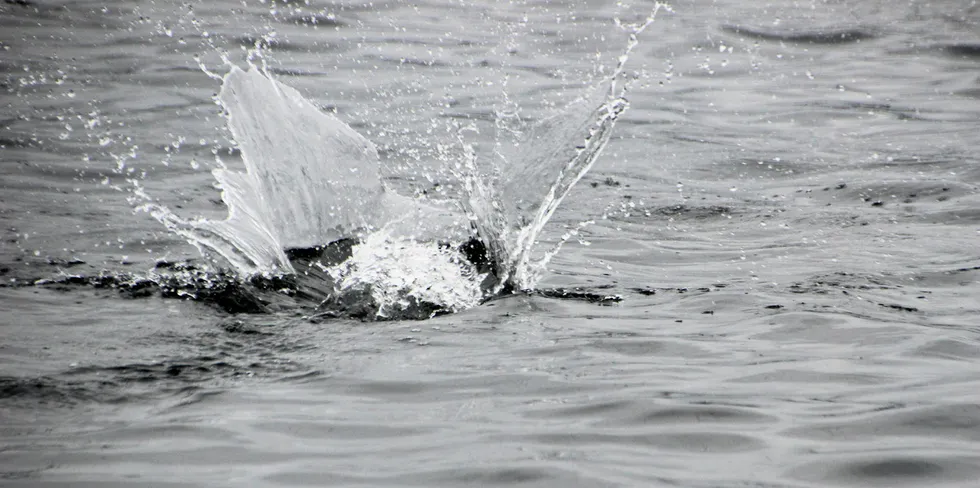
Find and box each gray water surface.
[2,0,980,486]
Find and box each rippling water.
[2,0,980,486]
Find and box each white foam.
[327,229,483,319]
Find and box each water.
[138,63,488,317]
[2,0,980,486]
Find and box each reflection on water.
[1,0,979,486]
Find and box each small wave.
[0,375,101,406]
[941,42,980,58]
[722,24,877,44]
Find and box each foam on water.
[326,230,483,319]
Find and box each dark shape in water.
[284,238,358,263]
[532,287,623,305]
[942,42,980,58]
[722,24,876,44]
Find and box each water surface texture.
[2,0,980,486]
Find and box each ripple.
[941,42,980,58]
[785,404,980,443]
[533,431,766,453]
[911,338,980,361]
[791,454,980,486]
[620,404,778,426]
[252,420,431,440]
[722,24,878,44]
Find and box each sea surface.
[2,0,980,486]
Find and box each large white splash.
[142,65,467,277]
[141,5,666,316]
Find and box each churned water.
[2,0,980,486]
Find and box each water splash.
[457,82,627,293]
[141,5,667,317]
[139,64,467,278]
[458,4,669,293]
